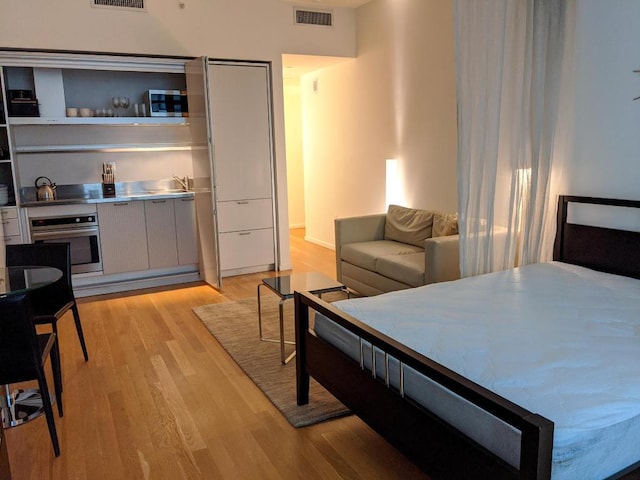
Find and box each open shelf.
[9,116,188,126]
[15,143,206,154]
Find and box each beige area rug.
[192,291,351,427]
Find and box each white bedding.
[315,262,640,479]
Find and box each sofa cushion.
[376,252,425,287]
[384,205,434,247]
[341,240,423,272]
[433,211,459,237]
[341,262,411,295]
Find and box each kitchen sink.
[145,189,189,194]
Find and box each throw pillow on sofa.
[433,211,459,237]
[384,205,435,247]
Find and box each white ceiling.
[280,0,372,8]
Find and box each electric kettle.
[35,176,57,201]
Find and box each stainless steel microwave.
[143,89,188,117]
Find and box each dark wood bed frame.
[294,195,640,480]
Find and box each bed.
[294,195,640,480]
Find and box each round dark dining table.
[0,265,63,428]
[0,266,62,299]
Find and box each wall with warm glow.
[385,158,403,207]
[283,81,306,229]
[301,0,458,248]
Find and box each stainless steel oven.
[29,214,102,274]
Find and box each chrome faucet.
[173,175,190,191]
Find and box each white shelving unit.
[0,68,18,206]
[2,54,191,158]
[0,66,23,243]
[0,56,195,195]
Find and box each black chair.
[0,293,63,456]
[6,243,89,364]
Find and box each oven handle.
[31,227,99,241]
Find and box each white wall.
[0,1,356,60]
[0,0,359,271]
[283,81,305,228]
[300,0,458,248]
[569,0,640,200]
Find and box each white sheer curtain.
[454,0,575,278]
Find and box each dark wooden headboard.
[553,195,640,279]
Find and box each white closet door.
[208,64,273,201]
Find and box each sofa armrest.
[424,234,460,285]
[335,214,386,282]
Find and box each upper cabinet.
[0,51,194,155]
[208,64,273,202]
[1,52,189,127]
[5,68,188,126]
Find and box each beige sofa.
[335,205,461,296]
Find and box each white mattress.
[314,262,640,479]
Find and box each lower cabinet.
[98,201,150,275]
[217,198,275,274]
[98,197,198,276]
[144,198,178,269]
[219,228,274,271]
[1,207,22,245]
[174,197,198,265]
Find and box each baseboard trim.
[304,235,336,251]
[74,272,201,297]
[303,235,335,250]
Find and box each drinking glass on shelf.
[112,97,121,116]
[120,97,130,116]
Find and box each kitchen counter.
[20,180,194,207]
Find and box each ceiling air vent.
[91,0,146,11]
[294,8,333,27]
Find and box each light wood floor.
[5,229,428,480]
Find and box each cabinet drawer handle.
[181,198,195,202]
[238,231,252,236]
[114,202,129,206]
[236,201,249,205]
[152,200,166,204]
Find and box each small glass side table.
[257,272,348,364]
